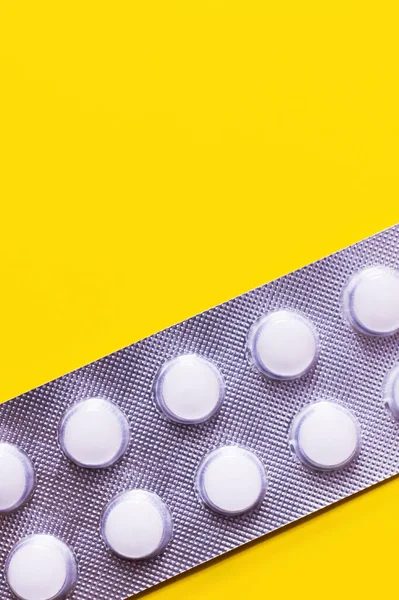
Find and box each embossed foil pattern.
[0,225,398,599]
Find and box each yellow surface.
[0,1,398,598]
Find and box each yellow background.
[0,1,399,598]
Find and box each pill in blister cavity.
[1,225,399,600]
[384,365,399,419]
[101,490,173,560]
[195,446,267,515]
[5,534,77,600]
[0,443,35,513]
[59,397,130,468]
[247,310,319,380]
[343,266,399,336]
[289,401,361,471]
[153,354,225,424]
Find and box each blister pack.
[1,224,399,600]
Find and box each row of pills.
[0,445,266,600]
[0,397,362,517]
[1,264,399,600]
[0,415,367,600]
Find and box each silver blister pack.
[1,224,399,599]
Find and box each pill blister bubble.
[384,365,399,419]
[247,310,319,380]
[0,443,35,513]
[289,401,361,471]
[5,534,77,600]
[343,266,399,336]
[101,490,173,560]
[195,446,267,515]
[154,354,225,424]
[59,397,130,468]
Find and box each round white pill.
[101,490,173,560]
[247,310,319,380]
[0,443,35,513]
[6,534,77,600]
[384,365,399,419]
[59,397,130,468]
[195,446,267,515]
[154,354,225,424]
[289,401,361,471]
[343,266,399,336]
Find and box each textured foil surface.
[0,225,398,599]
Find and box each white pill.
[6,534,77,600]
[0,443,35,513]
[101,490,173,560]
[247,310,319,380]
[289,401,361,471]
[154,354,225,424]
[59,397,130,468]
[195,446,267,515]
[384,365,399,419]
[343,266,399,336]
